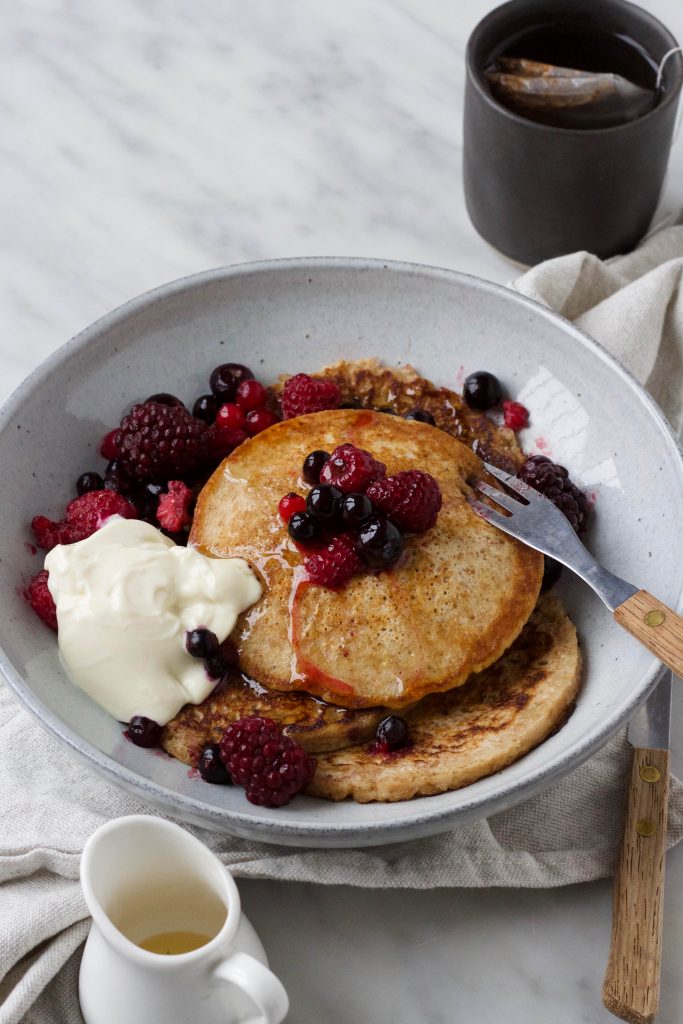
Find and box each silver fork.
[468,462,683,677]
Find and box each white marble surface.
[3,0,683,1020]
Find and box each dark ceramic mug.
[464,0,683,265]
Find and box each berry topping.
[219,716,316,807]
[319,443,386,494]
[32,490,138,551]
[366,470,442,533]
[144,392,185,408]
[356,515,404,570]
[198,745,233,784]
[303,532,363,588]
[76,471,104,496]
[210,363,255,401]
[374,714,410,753]
[235,379,268,412]
[302,449,330,485]
[405,408,436,425]
[215,403,246,432]
[26,570,57,630]
[205,638,239,681]
[463,371,504,411]
[156,480,193,533]
[99,429,120,461]
[126,716,162,748]
[306,484,344,527]
[102,459,135,497]
[206,424,247,461]
[245,408,279,436]
[116,401,209,482]
[288,511,321,546]
[278,492,307,523]
[503,400,529,431]
[280,373,341,419]
[341,492,373,527]
[518,455,588,534]
[186,627,219,659]
[192,394,219,424]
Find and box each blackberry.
[518,455,588,534]
[116,401,209,483]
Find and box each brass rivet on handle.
[640,765,661,784]
[635,819,657,837]
[644,609,665,627]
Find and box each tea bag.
[486,56,656,129]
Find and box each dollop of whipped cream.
[45,517,261,725]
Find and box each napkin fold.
[3,217,683,1023]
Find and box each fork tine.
[482,461,536,499]
[471,479,525,513]
[466,497,518,531]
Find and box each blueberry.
[341,492,373,527]
[144,481,165,501]
[209,363,254,401]
[126,716,162,748]
[302,449,330,486]
[288,511,321,546]
[357,515,404,569]
[103,459,135,496]
[306,484,343,526]
[76,471,104,495]
[198,745,232,784]
[145,393,185,408]
[186,628,219,659]
[205,653,230,680]
[405,408,436,425]
[375,715,409,751]
[192,394,219,423]
[462,371,504,411]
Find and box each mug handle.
[214,951,289,1024]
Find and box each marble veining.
[2,0,683,1021]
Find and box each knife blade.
[603,670,672,1024]
[627,669,673,751]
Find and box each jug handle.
[213,951,289,1024]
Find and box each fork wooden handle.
[614,591,683,677]
[602,746,669,1024]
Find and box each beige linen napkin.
[3,219,683,1023]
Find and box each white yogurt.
[45,517,261,725]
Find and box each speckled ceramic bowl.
[1,259,682,848]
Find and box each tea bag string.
[656,47,683,140]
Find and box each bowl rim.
[1,255,682,845]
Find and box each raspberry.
[518,455,588,534]
[26,570,57,630]
[319,444,386,493]
[303,533,363,588]
[219,716,316,807]
[366,470,442,533]
[32,490,138,550]
[156,481,193,532]
[278,493,307,523]
[281,373,341,419]
[503,400,529,431]
[116,401,209,482]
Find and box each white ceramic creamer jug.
[79,815,289,1024]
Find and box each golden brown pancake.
[191,409,543,709]
[308,593,580,802]
[272,358,524,473]
[161,675,393,759]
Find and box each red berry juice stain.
[288,573,356,699]
[533,436,551,453]
[187,766,200,779]
[25,542,37,556]
[586,490,598,509]
[454,364,465,389]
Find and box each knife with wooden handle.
[602,671,672,1024]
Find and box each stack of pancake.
[161,362,581,802]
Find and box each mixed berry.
[279,444,442,588]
